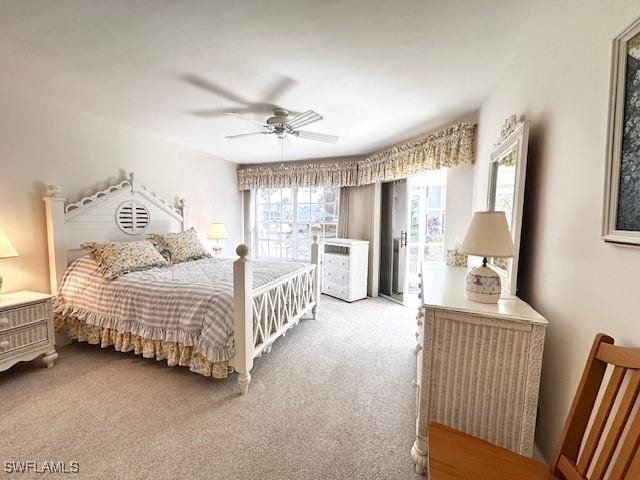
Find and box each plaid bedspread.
[54,256,310,362]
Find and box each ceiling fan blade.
[263,76,297,103]
[180,74,249,105]
[287,110,323,129]
[294,130,339,143]
[190,107,252,118]
[224,131,271,139]
[224,112,270,129]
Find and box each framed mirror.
[486,115,529,295]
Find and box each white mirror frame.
[486,115,530,295]
[602,17,640,246]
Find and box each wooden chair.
[428,334,640,480]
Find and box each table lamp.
[460,211,514,303]
[207,223,229,255]
[0,228,19,297]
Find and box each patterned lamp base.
[465,263,501,304]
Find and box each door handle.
[400,231,407,247]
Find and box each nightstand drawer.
[0,321,49,356]
[0,301,49,332]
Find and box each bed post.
[233,244,254,395]
[179,198,190,230]
[311,235,321,320]
[43,185,68,295]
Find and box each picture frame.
[602,17,640,245]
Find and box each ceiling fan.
[224,108,339,144]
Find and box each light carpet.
[1,296,417,480]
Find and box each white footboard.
[233,236,320,395]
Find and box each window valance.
[237,122,475,190]
[237,160,358,191]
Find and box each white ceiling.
[0,0,537,164]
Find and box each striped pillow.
[81,240,168,280]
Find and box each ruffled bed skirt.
[55,314,233,379]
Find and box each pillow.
[81,240,168,280]
[147,228,211,264]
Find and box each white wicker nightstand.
[0,291,57,372]
[411,266,547,475]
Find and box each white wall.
[473,0,640,461]
[445,165,474,249]
[0,90,242,295]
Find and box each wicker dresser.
[410,266,548,475]
[0,291,57,372]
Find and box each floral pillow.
[81,240,168,280]
[147,228,211,264]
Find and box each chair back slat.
[553,334,614,472]
[590,370,640,480]
[552,334,640,480]
[608,407,640,480]
[576,366,626,475]
[623,448,640,479]
[554,334,613,466]
[557,455,588,480]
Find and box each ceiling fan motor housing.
[224,107,337,143]
[266,108,290,137]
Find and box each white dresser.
[321,238,369,302]
[0,291,58,372]
[410,266,548,475]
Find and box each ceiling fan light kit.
[224,108,339,144]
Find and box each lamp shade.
[460,211,514,258]
[207,223,229,240]
[0,228,18,259]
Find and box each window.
[254,187,339,260]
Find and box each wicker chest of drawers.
[410,266,548,475]
[0,291,57,372]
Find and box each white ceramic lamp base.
[465,259,501,304]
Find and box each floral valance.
[237,122,475,190]
[237,160,358,190]
[356,123,476,184]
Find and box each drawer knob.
[0,317,9,328]
[415,332,420,340]
[416,320,423,327]
[414,344,422,355]
[0,340,10,351]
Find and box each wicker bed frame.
[43,173,320,394]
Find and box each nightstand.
[0,291,57,372]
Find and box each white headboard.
[43,173,189,293]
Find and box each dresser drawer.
[322,280,351,301]
[324,267,349,285]
[324,253,349,271]
[0,321,49,357]
[0,301,49,332]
